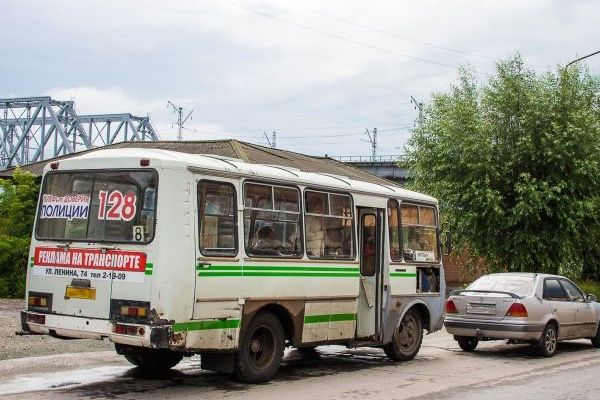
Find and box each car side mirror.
[587,294,597,303]
[443,231,452,256]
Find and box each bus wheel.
[234,312,285,383]
[383,309,423,361]
[117,344,183,372]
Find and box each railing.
[330,155,406,163]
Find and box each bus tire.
[118,345,183,372]
[234,312,285,383]
[383,308,423,361]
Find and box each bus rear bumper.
[20,311,169,348]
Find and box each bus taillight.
[114,323,146,336]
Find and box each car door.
[560,279,598,338]
[543,278,576,339]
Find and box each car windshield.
[36,170,158,243]
[465,275,535,297]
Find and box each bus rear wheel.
[234,312,285,383]
[116,344,183,372]
[384,309,423,361]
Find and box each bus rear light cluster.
[113,323,145,336]
[28,292,52,312]
[26,313,46,325]
[120,306,147,317]
[445,299,458,314]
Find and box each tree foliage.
[0,169,39,297]
[406,55,600,279]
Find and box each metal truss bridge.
[0,96,159,170]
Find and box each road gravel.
[0,299,112,361]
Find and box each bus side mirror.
[443,232,452,256]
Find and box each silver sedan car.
[444,273,600,356]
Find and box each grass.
[576,280,600,300]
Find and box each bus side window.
[243,183,303,258]
[198,181,238,257]
[305,191,355,260]
[401,204,439,263]
[387,199,401,262]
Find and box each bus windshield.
[36,170,158,243]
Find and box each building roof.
[53,147,435,202]
[0,140,400,187]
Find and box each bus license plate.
[65,286,96,300]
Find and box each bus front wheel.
[234,312,285,383]
[116,344,183,372]
[383,309,423,361]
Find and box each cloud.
[2,0,600,156]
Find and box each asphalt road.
[0,330,599,400]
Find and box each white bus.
[22,148,445,383]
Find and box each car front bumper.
[444,317,544,341]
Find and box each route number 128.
[98,190,137,221]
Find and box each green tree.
[406,54,600,279]
[0,169,39,297]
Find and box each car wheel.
[383,309,423,361]
[591,322,600,348]
[536,322,558,357]
[456,336,478,352]
[117,344,183,372]
[233,312,285,383]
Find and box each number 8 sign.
[98,190,137,221]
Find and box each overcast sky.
[1,0,599,157]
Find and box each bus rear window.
[36,170,158,243]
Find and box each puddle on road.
[0,347,400,397]
[0,365,131,396]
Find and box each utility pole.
[263,131,277,148]
[168,101,193,141]
[365,127,377,162]
[411,96,424,126]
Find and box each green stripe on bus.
[172,319,240,332]
[200,265,358,272]
[390,272,417,278]
[304,313,357,324]
[145,262,154,276]
[198,271,359,277]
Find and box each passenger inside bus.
[306,196,326,257]
[252,226,281,255]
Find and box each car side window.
[559,280,585,302]
[543,279,568,301]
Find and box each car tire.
[117,345,183,372]
[383,309,423,361]
[591,322,600,348]
[536,322,558,357]
[233,312,285,383]
[456,336,478,352]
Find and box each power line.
[295,5,497,63]
[228,1,464,71]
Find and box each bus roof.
[46,148,437,204]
